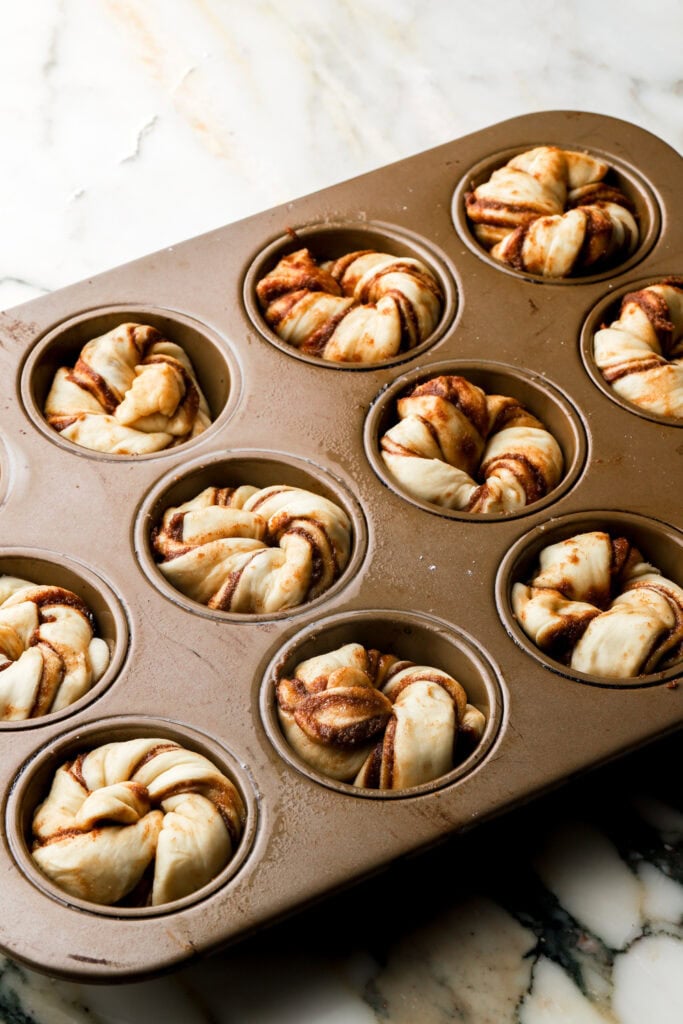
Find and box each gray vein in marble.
[351,754,683,1024]
[0,959,96,1024]
[500,850,614,999]
[41,0,66,147]
[120,114,160,164]
[0,276,49,294]
[42,0,64,78]
[0,279,49,311]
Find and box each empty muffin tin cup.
[135,449,368,622]
[496,510,683,688]
[580,276,683,426]
[21,305,240,460]
[452,145,660,284]
[364,360,587,521]
[243,220,458,369]
[0,549,128,729]
[260,608,504,798]
[6,716,258,917]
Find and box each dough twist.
[31,738,246,906]
[466,146,638,277]
[44,323,212,455]
[512,531,683,677]
[380,375,563,513]
[593,278,683,418]
[276,643,486,790]
[153,483,352,613]
[256,247,443,362]
[0,576,110,720]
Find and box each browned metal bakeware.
[0,110,680,981]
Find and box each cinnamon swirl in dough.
[31,738,246,906]
[256,247,443,362]
[44,323,212,454]
[153,483,352,613]
[380,375,563,514]
[512,531,683,677]
[276,643,485,790]
[0,576,110,720]
[466,146,638,278]
[593,278,683,418]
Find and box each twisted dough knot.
[512,531,683,677]
[44,323,212,454]
[31,738,246,906]
[277,642,486,789]
[466,146,638,277]
[153,483,352,613]
[380,375,563,513]
[593,278,683,418]
[0,576,110,720]
[256,247,443,362]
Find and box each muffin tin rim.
[6,714,260,918]
[579,273,683,426]
[363,357,589,522]
[133,447,369,624]
[258,606,506,800]
[19,302,244,463]
[0,547,130,731]
[495,509,683,688]
[242,218,460,371]
[0,429,12,511]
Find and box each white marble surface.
[2,0,683,313]
[0,1,682,1021]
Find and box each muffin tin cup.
[134,449,368,622]
[364,359,588,521]
[0,549,129,729]
[496,510,683,688]
[451,144,661,285]
[6,715,258,919]
[259,608,504,798]
[0,110,680,980]
[243,220,459,370]
[579,275,683,426]
[20,305,242,462]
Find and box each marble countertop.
[0,2,681,1022]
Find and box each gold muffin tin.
[0,110,680,981]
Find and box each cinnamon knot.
[256,247,443,362]
[44,323,212,454]
[31,738,246,906]
[512,531,683,677]
[594,278,683,418]
[466,146,638,277]
[276,642,486,789]
[380,375,563,513]
[0,577,110,720]
[153,484,352,613]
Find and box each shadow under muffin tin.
[0,110,681,982]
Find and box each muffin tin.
[0,110,681,981]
